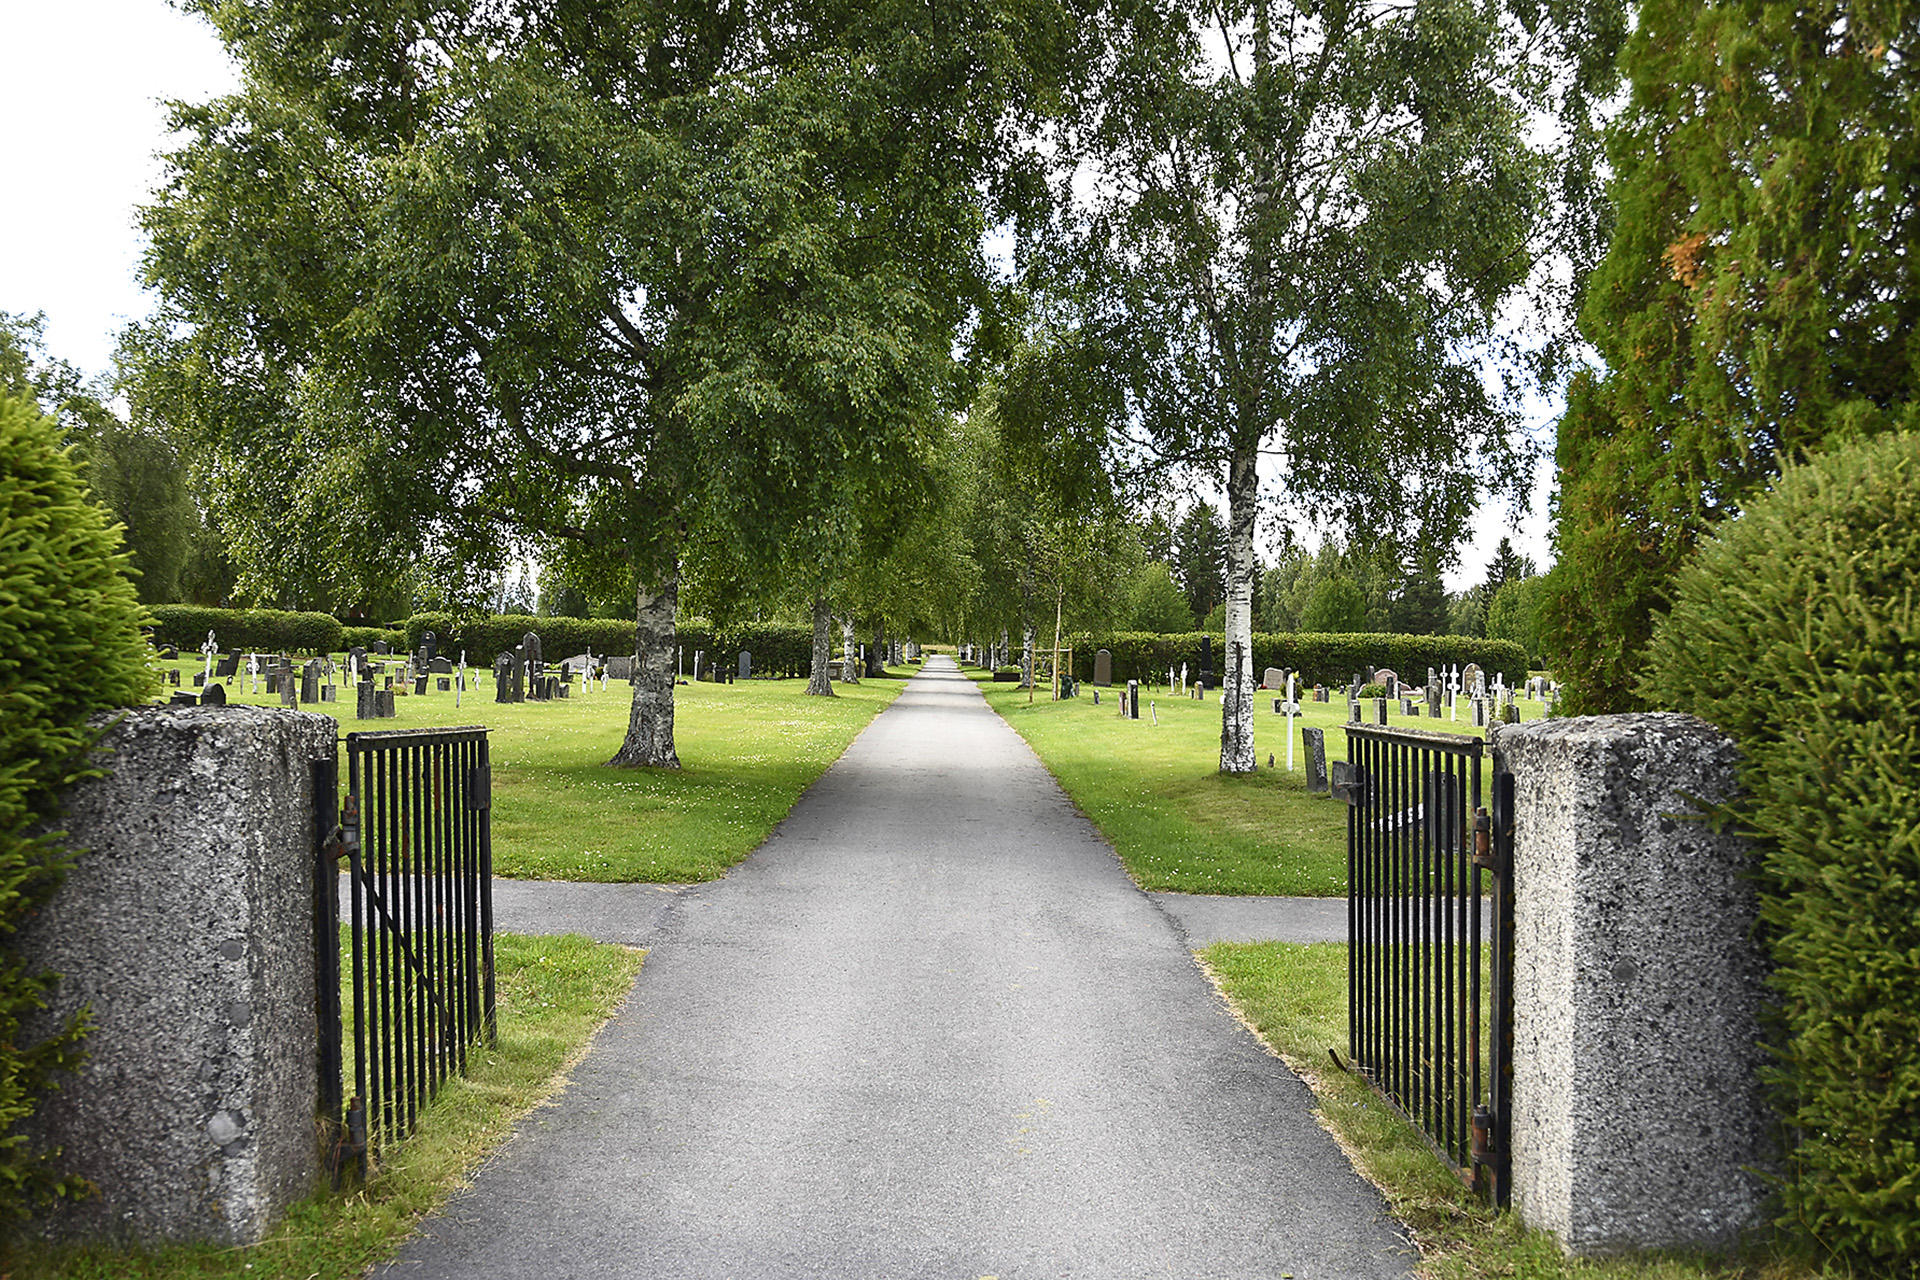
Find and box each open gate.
[1339,723,1514,1202]
[315,726,496,1179]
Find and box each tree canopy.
[1543,0,1920,713]
[1009,0,1624,771]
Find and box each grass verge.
[1200,941,1829,1280]
[150,658,913,882]
[12,933,642,1280]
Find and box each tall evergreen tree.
[1543,0,1920,713]
[1173,502,1227,622]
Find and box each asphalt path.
[383,656,1412,1279]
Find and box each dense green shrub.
[146,604,342,655]
[1642,432,1920,1272]
[0,393,155,1216]
[340,625,404,653]
[1069,631,1526,689]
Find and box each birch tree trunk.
[1219,444,1259,773]
[1021,624,1035,689]
[839,618,860,684]
[805,593,835,696]
[608,567,681,768]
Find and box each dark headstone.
[264,672,279,696]
[302,660,322,704]
[1330,759,1361,805]
[383,675,394,690]
[376,689,396,718]
[556,679,570,699]
[199,681,226,707]
[1349,700,1363,723]
[1424,771,1464,849]
[158,645,177,660]
[216,654,239,679]
[1472,698,1488,727]
[373,641,390,655]
[357,681,377,719]
[347,646,367,672]
[738,651,752,681]
[193,673,206,688]
[607,656,634,682]
[169,690,199,706]
[414,675,428,696]
[522,632,543,666]
[437,678,450,692]
[430,657,451,675]
[1313,685,1326,702]
[169,669,181,687]
[1093,649,1112,687]
[280,680,297,709]
[1302,727,1328,794]
[493,655,514,704]
[422,630,438,664]
[1199,637,1214,687]
[320,686,336,703]
[1126,679,1140,720]
[1374,697,1389,725]
[1400,697,1415,716]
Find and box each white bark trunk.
[1220,446,1258,774]
[839,618,860,684]
[608,567,681,769]
[1021,625,1035,688]
[806,593,835,696]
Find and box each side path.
[386,657,1412,1279]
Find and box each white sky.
[0,0,1557,592]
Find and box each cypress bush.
[1642,432,1920,1272]
[0,393,155,1216]
[146,604,343,656]
[1068,631,1527,689]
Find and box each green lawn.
[147,656,911,882]
[980,674,1536,895]
[1202,942,1825,1280]
[12,933,642,1280]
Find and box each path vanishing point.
[383,655,1414,1279]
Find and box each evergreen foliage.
[1300,577,1367,634]
[1073,630,1525,690]
[1546,0,1920,713]
[0,393,155,1218]
[1642,432,1920,1272]
[1127,563,1194,634]
[146,605,343,656]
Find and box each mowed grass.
[11,933,642,1280]
[148,658,912,881]
[980,673,1548,896]
[1202,942,1827,1280]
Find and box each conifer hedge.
[146,605,343,656]
[0,394,155,1216]
[1643,432,1920,1272]
[399,613,819,676]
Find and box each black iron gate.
[1340,723,1514,1202]
[316,726,496,1177]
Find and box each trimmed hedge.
[1069,631,1527,689]
[0,392,155,1214]
[340,625,404,652]
[147,605,343,656]
[1643,432,1920,1272]
[395,613,819,676]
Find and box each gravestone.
[157,645,178,660]
[1313,685,1326,702]
[168,669,181,687]
[1302,727,1328,794]
[1399,697,1415,716]
[279,680,296,709]
[264,671,279,696]
[199,685,225,709]
[1262,667,1286,690]
[738,652,752,681]
[1329,759,1360,805]
[1472,698,1489,727]
[493,655,514,703]
[193,673,206,688]
[1199,637,1214,689]
[356,681,377,719]
[1349,700,1363,723]
[320,686,335,703]
[1374,697,1389,725]
[607,655,635,682]
[376,689,395,718]
[1093,649,1112,687]
[1423,771,1464,850]
[169,690,199,706]
[301,661,321,705]
[372,640,390,655]
[422,631,438,664]
[522,632,543,667]
[414,675,428,696]
[430,657,451,675]
[1464,663,1484,697]
[1126,679,1140,720]
[437,678,450,692]
[216,654,238,679]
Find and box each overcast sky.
[1,0,1555,592]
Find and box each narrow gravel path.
[383,657,1412,1279]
